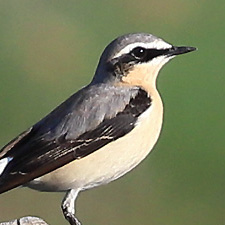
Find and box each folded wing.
[0,85,151,194]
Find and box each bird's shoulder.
[35,83,141,139]
[0,83,152,193]
[0,83,150,158]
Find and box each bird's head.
[92,33,196,90]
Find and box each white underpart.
[114,40,172,58]
[0,157,13,176]
[28,89,163,192]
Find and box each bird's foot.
[62,203,81,225]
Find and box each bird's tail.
[0,157,12,176]
[0,157,17,194]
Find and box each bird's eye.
[131,47,147,59]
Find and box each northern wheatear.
[0,33,196,225]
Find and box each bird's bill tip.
[169,46,197,56]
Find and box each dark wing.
[0,85,151,194]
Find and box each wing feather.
[0,85,151,193]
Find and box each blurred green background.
[0,1,224,225]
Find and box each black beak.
[167,46,197,56]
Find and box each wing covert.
[0,86,151,194]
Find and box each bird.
[0,33,196,225]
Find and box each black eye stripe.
[112,48,170,66]
[130,48,169,62]
[108,48,170,75]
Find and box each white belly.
[28,95,163,192]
